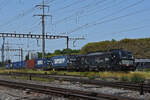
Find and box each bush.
[101,77,106,81]
[87,73,96,80]
[120,76,129,82]
[80,72,89,77]
[143,68,150,72]
[88,75,96,80]
[51,71,58,75]
[130,73,145,83]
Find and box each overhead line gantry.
[0,32,69,48]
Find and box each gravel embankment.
[0,86,51,100]
[0,75,150,100]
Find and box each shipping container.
[35,58,50,68]
[10,61,26,69]
[51,56,68,69]
[27,59,35,69]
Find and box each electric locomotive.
[73,49,135,71]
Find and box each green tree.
[25,53,29,61]
[80,37,150,58]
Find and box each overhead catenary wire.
[68,7,149,34]
[0,7,36,28]
[53,0,107,25]
[113,25,150,34]
[79,0,126,19]
[0,0,50,28]
[53,0,86,14]
[67,0,146,34]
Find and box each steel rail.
[1,72,150,93]
[0,79,138,100]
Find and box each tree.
[25,53,29,61]
[54,50,62,55]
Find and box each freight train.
[135,59,150,70]
[7,49,135,71]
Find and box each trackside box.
[35,58,50,68]
[51,56,67,69]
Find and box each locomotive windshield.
[121,51,133,59]
[122,60,134,66]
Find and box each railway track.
[0,79,138,100]
[0,72,150,93]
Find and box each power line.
[79,0,126,19]
[0,0,50,28]
[67,0,146,34]
[0,7,36,28]
[53,0,85,14]
[113,25,150,34]
[53,0,106,25]
[45,0,55,4]
[93,8,149,26]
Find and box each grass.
[10,75,55,82]
[130,73,145,83]
[0,69,150,81]
[120,76,129,82]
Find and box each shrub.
[87,73,96,80]
[143,68,150,72]
[101,77,106,81]
[51,71,58,75]
[130,73,145,83]
[88,75,96,80]
[80,72,89,77]
[120,76,129,82]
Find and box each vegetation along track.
[0,79,138,100]
[1,72,150,93]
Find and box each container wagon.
[7,61,26,69]
[135,59,150,70]
[35,58,51,69]
[51,56,68,70]
[27,59,35,69]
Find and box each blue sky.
[0,0,150,61]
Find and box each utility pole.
[20,48,23,62]
[1,37,5,64]
[20,48,23,67]
[67,36,69,50]
[6,41,10,62]
[34,0,51,59]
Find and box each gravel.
[0,75,150,100]
[0,85,54,100]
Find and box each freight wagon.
[35,58,51,69]
[51,56,68,70]
[27,59,35,69]
[50,55,79,70]
[7,61,26,69]
[7,58,51,70]
[26,58,51,69]
[135,59,150,70]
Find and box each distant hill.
[80,38,150,58]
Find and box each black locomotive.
[70,49,135,71]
